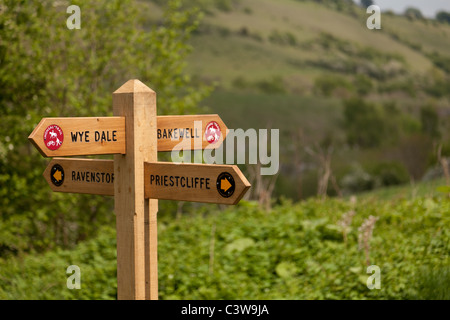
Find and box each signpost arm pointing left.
[28,118,52,157]
[28,117,126,157]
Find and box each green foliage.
[424,77,450,98]
[268,30,298,47]
[297,0,357,14]
[341,164,375,193]
[427,52,450,74]
[243,7,253,15]
[308,33,406,80]
[0,226,118,299]
[396,134,434,180]
[216,0,234,12]
[216,25,232,37]
[341,161,409,194]
[341,98,423,150]
[232,76,249,89]
[342,97,386,148]
[411,266,450,299]
[368,162,410,187]
[155,0,242,13]
[0,195,448,299]
[381,101,422,144]
[314,74,353,97]
[255,76,287,94]
[436,186,450,194]
[422,63,450,99]
[0,0,210,256]
[378,78,417,96]
[353,74,373,96]
[237,27,264,42]
[420,104,441,139]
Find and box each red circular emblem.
[43,124,64,151]
[205,121,221,144]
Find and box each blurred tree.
[436,11,450,24]
[342,97,386,148]
[354,74,373,96]
[404,7,424,20]
[369,162,409,187]
[427,52,450,74]
[360,0,374,8]
[314,74,353,97]
[420,104,441,139]
[0,0,211,256]
[393,134,433,179]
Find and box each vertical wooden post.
[147,197,159,299]
[113,79,158,300]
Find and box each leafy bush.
[0,0,210,256]
[216,0,234,12]
[378,78,416,96]
[243,7,253,15]
[420,104,441,139]
[424,77,450,98]
[0,195,448,300]
[217,25,232,37]
[341,164,375,193]
[342,97,386,148]
[404,7,424,20]
[354,74,373,96]
[255,77,287,94]
[411,266,450,299]
[314,75,353,97]
[427,52,450,74]
[394,134,434,180]
[232,76,249,89]
[368,162,410,187]
[268,30,298,47]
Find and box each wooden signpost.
[29,79,250,300]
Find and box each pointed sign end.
[28,118,50,157]
[29,134,48,158]
[113,79,156,94]
[42,159,52,188]
[231,166,251,205]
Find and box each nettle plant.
[358,215,379,266]
[338,210,356,244]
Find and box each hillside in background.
[172,0,450,201]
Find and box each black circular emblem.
[216,172,235,198]
[50,164,64,187]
